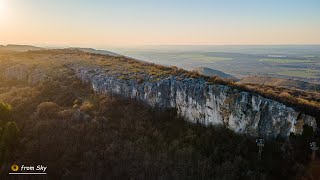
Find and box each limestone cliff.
[2,65,48,84]
[1,61,317,139]
[73,65,317,139]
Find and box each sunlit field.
[259,58,313,63]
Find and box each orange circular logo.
[11,164,19,172]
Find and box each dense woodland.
[0,59,319,180]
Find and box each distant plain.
[113,45,320,84]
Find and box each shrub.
[1,121,19,148]
[0,101,12,125]
[36,102,61,119]
[0,121,19,163]
[80,100,95,113]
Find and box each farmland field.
[113,45,320,84]
[278,69,320,78]
[258,58,313,63]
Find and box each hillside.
[68,47,120,56]
[0,49,318,179]
[0,49,319,137]
[0,44,44,52]
[239,76,320,92]
[193,67,238,80]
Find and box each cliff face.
[2,65,48,84]
[1,63,317,139]
[73,66,317,139]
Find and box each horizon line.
[2,43,320,48]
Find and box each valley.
[114,45,320,84]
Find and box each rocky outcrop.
[73,66,317,139]
[2,63,316,139]
[1,65,48,84]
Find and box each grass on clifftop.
[81,51,320,119]
[0,49,319,121]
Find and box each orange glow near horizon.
[0,0,320,48]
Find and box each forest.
[0,53,318,179]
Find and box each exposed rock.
[2,63,317,139]
[73,65,317,139]
[2,65,48,84]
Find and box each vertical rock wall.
[74,66,317,139]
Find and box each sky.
[0,0,319,48]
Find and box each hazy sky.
[0,0,319,48]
